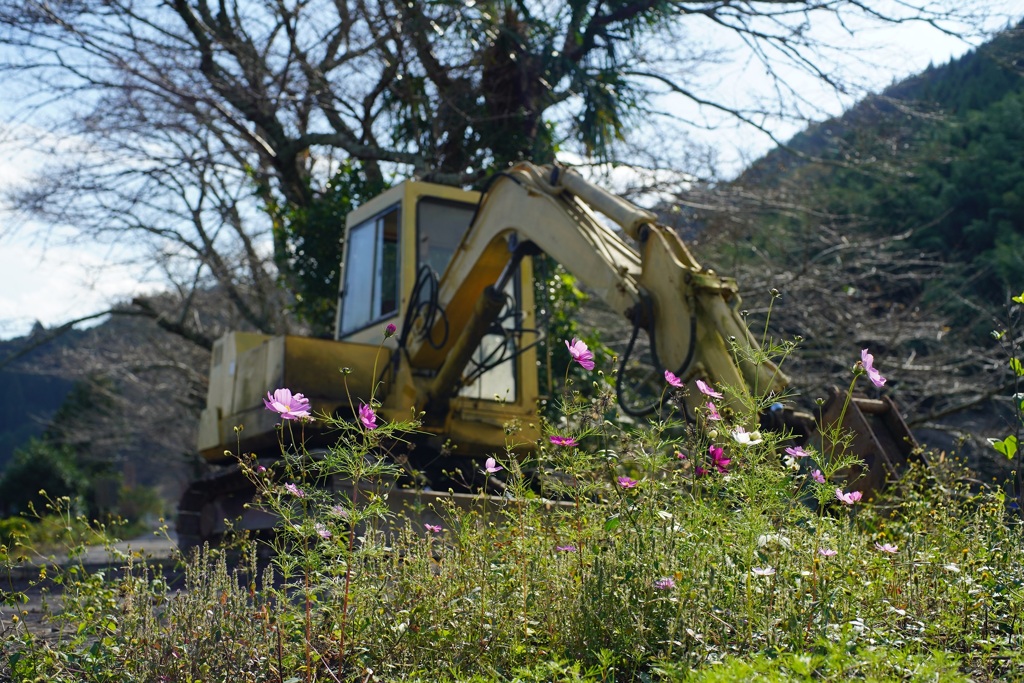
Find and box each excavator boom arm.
[407,162,788,416]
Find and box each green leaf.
[1011,358,1024,377]
[990,435,1018,460]
[1012,291,1024,304]
[604,516,620,532]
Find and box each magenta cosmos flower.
[358,403,377,430]
[875,542,898,553]
[617,475,638,489]
[556,544,578,553]
[654,577,676,590]
[484,457,503,474]
[706,402,722,421]
[835,488,863,505]
[565,338,595,371]
[811,469,826,484]
[709,444,730,473]
[424,523,442,533]
[860,348,887,388]
[664,370,683,387]
[696,379,723,398]
[264,388,311,420]
[549,435,578,447]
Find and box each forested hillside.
[689,23,1024,478]
[0,371,73,470]
[0,302,212,511]
[735,23,1024,315]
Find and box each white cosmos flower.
[732,427,763,446]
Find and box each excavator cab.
[334,180,542,453]
[197,181,542,468]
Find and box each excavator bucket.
[814,387,921,498]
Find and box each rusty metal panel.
[197,331,271,456]
[819,387,919,498]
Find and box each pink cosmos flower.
[556,544,577,553]
[818,548,838,557]
[315,523,331,540]
[696,379,723,398]
[284,483,305,498]
[549,435,578,447]
[617,475,638,489]
[484,457,503,474]
[751,567,776,577]
[835,488,863,505]
[875,542,898,553]
[565,338,595,371]
[654,577,676,590]
[695,465,710,477]
[664,370,683,387]
[811,470,826,484]
[860,348,887,388]
[384,323,397,338]
[709,444,730,474]
[264,388,312,420]
[785,445,809,458]
[706,402,722,421]
[359,403,377,430]
[425,524,442,533]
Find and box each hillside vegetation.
[687,24,1024,480]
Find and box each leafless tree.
[0,0,999,341]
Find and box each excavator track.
[176,462,267,553]
[176,457,574,553]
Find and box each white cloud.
[0,123,164,339]
[0,239,160,339]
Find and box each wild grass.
[2,334,1023,682]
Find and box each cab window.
[416,197,519,402]
[416,198,475,277]
[338,207,399,336]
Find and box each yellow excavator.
[176,162,915,549]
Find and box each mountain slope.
[685,23,1024,481]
